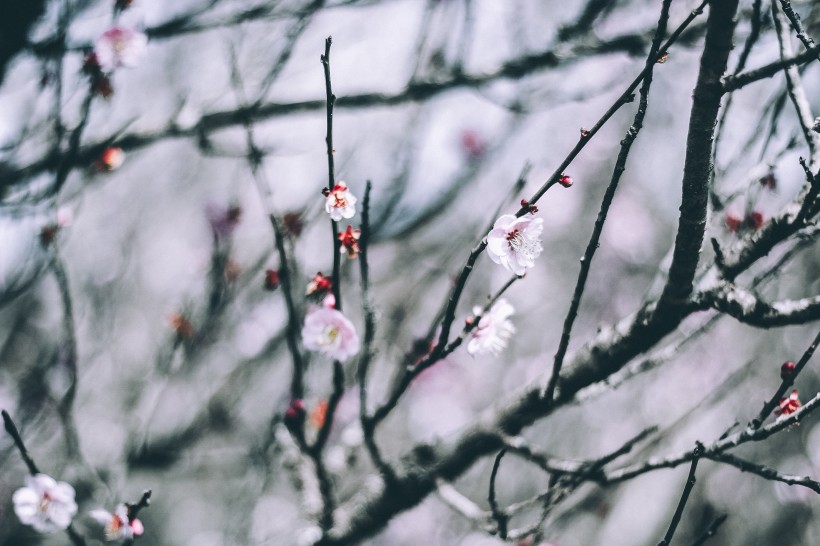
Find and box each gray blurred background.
[0,0,819,544]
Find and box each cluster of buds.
[284,399,306,425]
[520,199,538,214]
[725,210,765,233]
[83,52,113,98]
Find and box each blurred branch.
[723,45,820,92]
[778,1,819,54]
[690,514,728,546]
[706,452,820,493]
[487,449,508,539]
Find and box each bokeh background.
[1,0,819,544]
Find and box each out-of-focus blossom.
[301,306,359,361]
[338,225,361,259]
[748,210,765,230]
[760,171,777,191]
[90,504,144,541]
[467,298,516,356]
[205,203,242,238]
[94,27,148,72]
[774,389,801,417]
[264,269,280,290]
[485,214,543,276]
[169,313,194,338]
[309,400,329,429]
[283,211,304,238]
[460,130,486,159]
[13,474,78,533]
[324,181,357,221]
[725,213,742,233]
[306,272,332,297]
[95,147,125,172]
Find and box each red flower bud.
[780,361,796,379]
[558,174,573,188]
[748,211,765,229]
[264,269,280,291]
[725,213,742,233]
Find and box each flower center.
[333,193,347,208]
[322,326,340,346]
[506,229,539,257]
[38,492,53,513]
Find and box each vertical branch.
[654,0,739,319]
[51,253,82,460]
[356,182,392,475]
[658,442,705,546]
[542,0,672,401]
[321,36,343,310]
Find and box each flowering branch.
[658,442,704,546]
[745,328,820,431]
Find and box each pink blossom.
[324,181,357,222]
[302,306,359,361]
[13,474,78,533]
[90,504,144,541]
[485,214,543,276]
[467,298,516,356]
[94,27,147,72]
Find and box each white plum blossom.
[324,181,357,221]
[94,27,148,72]
[467,298,516,356]
[302,306,360,361]
[90,504,144,541]
[12,474,78,533]
[485,214,543,276]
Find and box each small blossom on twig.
[774,389,801,417]
[90,504,144,541]
[558,174,574,188]
[486,214,544,276]
[306,272,333,297]
[467,298,516,356]
[95,146,125,172]
[94,27,148,72]
[338,225,361,258]
[13,474,78,533]
[324,181,357,221]
[264,269,280,290]
[780,361,796,379]
[301,306,360,361]
[580,128,591,138]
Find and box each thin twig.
[542,0,672,401]
[2,410,40,475]
[321,36,343,311]
[690,514,728,546]
[488,449,508,538]
[658,442,704,546]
